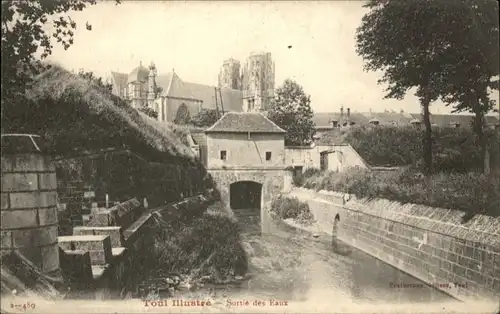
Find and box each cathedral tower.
[242,52,275,112]
[218,58,241,90]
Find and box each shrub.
[318,124,499,172]
[292,167,321,187]
[295,167,500,217]
[270,195,315,225]
[152,208,248,283]
[138,107,158,120]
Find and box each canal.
[140,214,456,310]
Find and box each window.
[265,152,272,161]
[220,150,227,160]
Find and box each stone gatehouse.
[194,112,289,231]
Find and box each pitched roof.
[410,113,499,127]
[161,72,198,100]
[155,72,244,111]
[110,72,128,90]
[128,64,149,83]
[184,82,243,112]
[363,112,413,125]
[205,112,286,133]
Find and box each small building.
[203,112,288,232]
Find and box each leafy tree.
[1,0,120,131]
[189,109,219,127]
[356,0,500,177]
[267,79,316,146]
[434,0,499,174]
[139,107,158,120]
[173,104,191,125]
[356,0,460,175]
[78,70,113,93]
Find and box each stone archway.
[229,181,263,233]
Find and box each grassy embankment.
[3,64,248,292]
[300,125,500,218]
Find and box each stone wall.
[284,144,369,171]
[288,187,500,302]
[1,153,60,276]
[55,149,207,209]
[208,168,286,233]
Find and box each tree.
[173,104,191,125]
[77,70,113,93]
[138,107,158,120]
[189,109,219,127]
[1,0,120,130]
[267,79,316,146]
[434,0,499,174]
[355,0,488,176]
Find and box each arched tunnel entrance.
[229,181,262,233]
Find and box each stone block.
[38,207,58,226]
[9,191,57,209]
[73,226,123,247]
[59,249,93,283]
[1,231,12,248]
[12,154,53,172]
[1,173,38,192]
[41,243,60,273]
[1,193,8,210]
[1,209,38,229]
[88,250,111,265]
[87,212,111,227]
[18,246,43,269]
[1,155,14,172]
[12,225,58,248]
[452,263,467,278]
[58,235,112,265]
[38,173,57,190]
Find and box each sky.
[45,0,499,115]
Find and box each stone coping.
[290,187,500,248]
[58,235,108,242]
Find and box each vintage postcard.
[1,0,499,313]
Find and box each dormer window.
[220,150,227,160]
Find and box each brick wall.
[1,153,60,276]
[289,187,500,302]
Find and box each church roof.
[154,71,244,111]
[110,71,128,89]
[128,64,149,83]
[205,112,286,134]
[157,71,198,100]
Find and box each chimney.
[347,108,351,119]
[340,106,344,118]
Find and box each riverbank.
[136,201,250,299]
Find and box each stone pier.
[1,134,60,276]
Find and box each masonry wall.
[206,133,285,168]
[284,144,368,171]
[209,169,286,234]
[288,187,500,302]
[1,153,60,275]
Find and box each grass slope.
[5,64,195,162]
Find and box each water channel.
[140,212,456,310]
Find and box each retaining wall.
[1,153,60,276]
[288,187,500,302]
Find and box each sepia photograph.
[1,0,499,313]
